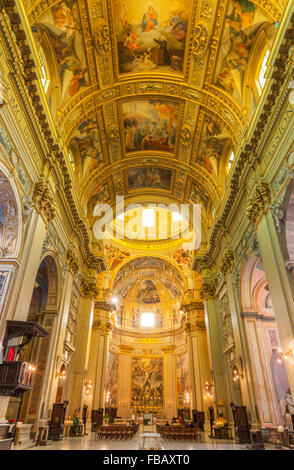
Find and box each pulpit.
[230,404,250,443]
[0,321,49,397]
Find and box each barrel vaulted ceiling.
[23,0,285,242]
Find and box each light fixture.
[277,347,294,364]
[111,296,118,305]
[55,366,66,380]
[140,312,155,328]
[85,380,93,398]
[204,381,214,401]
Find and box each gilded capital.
[246,181,270,223]
[80,277,98,299]
[33,181,56,223]
[119,345,133,354]
[200,276,218,300]
[219,248,234,276]
[163,345,176,354]
[66,248,79,275]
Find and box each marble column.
[226,273,260,424]
[65,279,95,418]
[187,324,210,413]
[40,267,74,418]
[256,210,294,397]
[91,326,110,410]
[0,210,46,331]
[163,346,177,419]
[117,347,132,419]
[204,292,232,419]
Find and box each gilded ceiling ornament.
[246,181,271,223]
[200,1,214,20]
[192,24,209,56]
[139,83,163,93]
[33,181,56,224]
[107,125,119,143]
[93,23,110,55]
[163,345,176,354]
[181,126,193,146]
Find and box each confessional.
[48,402,68,441]
[230,404,250,443]
[91,408,103,431]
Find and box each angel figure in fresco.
[167,11,188,41]
[142,5,159,32]
[76,119,102,178]
[123,32,139,58]
[227,0,256,33]
[35,0,88,100]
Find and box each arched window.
[227,151,235,171]
[39,52,50,94]
[68,150,76,176]
[258,49,270,91]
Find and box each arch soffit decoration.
[0,161,23,259]
[111,254,186,293]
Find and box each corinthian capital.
[66,248,79,275]
[200,276,218,300]
[219,248,234,276]
[246,181,270,223]
[80,276,98,299]
[33,181,56,223]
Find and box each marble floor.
[14,427,281,451]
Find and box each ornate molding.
[163,345,176,354]
[200,276,218,300]
[66,248,79,275]
[246,181,271,223]
[119,345,133,354]
[33,181,56,224]
[219,248,234,276]
[185,321,206,333]
[80,277,97,299]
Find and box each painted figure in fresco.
[123,32,139,58]
[115,0,189,74]
[142,5,159,32]
[75,119,102,178]
[153,35,170,65]
[136,280,160,304]
[128,167,171,190]
[36,0,88,100]
[106,244,130,270]
[214,0,268,100]
[167,13,188,41]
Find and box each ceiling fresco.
[113,0,190,75]
[24,0,283,256]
